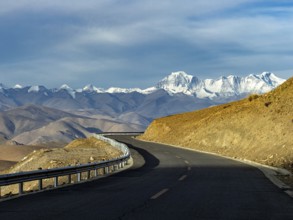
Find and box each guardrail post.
[39,179,43,191]
[68,174,71,184]
[77,173,81,182]
[87,170,91,180]
[104,167,108,175]
[94,169,97,177]
[54,177,58,188]
[19,182,24,195]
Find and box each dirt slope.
[0,144,55,171]
[3,137,122,174]
[140,77,293,172]
[1,137,123,195]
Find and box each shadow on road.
[109,136,160,177]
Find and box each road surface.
[0,135,292,219]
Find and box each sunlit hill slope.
[1,137,122,196]
[140,77,293,171]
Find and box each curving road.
[0,135,292,219]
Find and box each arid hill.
[140,77,293,172]
[0,144,48,172]
[1,137,123,196]
[3,137,122,174]
[0,104,144,145]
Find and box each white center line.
[184,160,189,164]
[151,188,169,200]
[178,175,188,181]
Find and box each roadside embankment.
[139,77,293,186]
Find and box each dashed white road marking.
[184,160,189,164]
[176,156,181,159]
[178,175,188,181]
[151,188,169,199]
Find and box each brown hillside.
[140,77,293,172]
[1,137,122,196]
[3,137,122,174]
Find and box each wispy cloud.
[0,0,292,88]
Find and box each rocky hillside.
[1,137,123,195]
[140,77,293,172]
[3,137,122,174]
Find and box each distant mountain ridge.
[0,104,145,145]
[0,71,286,138]
[156,71,285,98]
[0,71,285,99]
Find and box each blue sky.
[0,0,293,88]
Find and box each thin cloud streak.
[0,0,292,88]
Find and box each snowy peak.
[58,84,76,98]
[258,72,285,87]
[106,87,143,94]
[238,72,286,94]
[59,84,72,90]
[28,85,41,93]
[155,71,285,99]
[82,84,104,93]
[0,71,285,100]
[13,84,23,89]
[156,71,200,94]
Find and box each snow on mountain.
[82,84,104,93]
[156,71,200,95]
[58,84,76,98]
[28,85,40,93]
[260,72,285,86]
[106,87,144,94]
[0,71,285,100]
[0,71,286,130]
[105,87,158,95]
[141,87,158,94]
[155,71,285,99]
[231,72,286,95]
[13,84,23,89]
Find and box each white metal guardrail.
[93,134,130,156]
[0,135,131,200]
[98,132,144,136]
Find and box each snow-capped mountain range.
[0,71,285,99]
[156,71,285,98]
[0,71,287,143]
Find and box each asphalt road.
[0,135,292,219]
